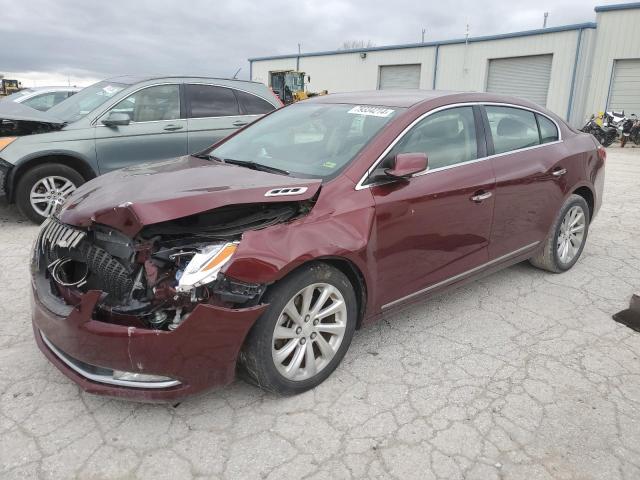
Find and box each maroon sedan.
[31,91,605,400]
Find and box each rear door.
[95,84,187,173]
[483,105,566,259]
[185,84,274,153]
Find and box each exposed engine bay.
[35,201,311,331]
[0,118,63,137]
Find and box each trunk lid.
[59,155,322,236]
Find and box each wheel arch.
[266,256,369,330]
[7,154,97,202]
[572,185,595,220]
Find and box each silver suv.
[0,75,281,222]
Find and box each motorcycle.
[619,116,634,147]
[581,114,618,147]
[629,115,640,146]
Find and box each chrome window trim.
[185,82,279,108]
[40,331,181,389]
[355,101,563,191]
[188,114,262,121]
[381,241,540,310]
[92,82,184,126]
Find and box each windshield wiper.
[222,158,289,176]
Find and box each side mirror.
[102,112,130,127]
[385,152,428,179]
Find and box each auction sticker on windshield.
[348,105,395,117]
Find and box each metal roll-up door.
[608,59,640,115]
[378,64,421,89]
[487,54,553,106]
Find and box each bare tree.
[340,40,376,50]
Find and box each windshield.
[210,103,402,179]
[47,81,126,123]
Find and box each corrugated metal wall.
[585,8,640,116]
[250,7,640,126]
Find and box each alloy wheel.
[272,283,347,381]
[557,205,586,264]
[29,176,77,217]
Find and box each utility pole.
[543,12,549,28]
[296,43,301,71]
[422,28,426,43]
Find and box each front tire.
[240,262,357,395]
[15,163,84,224]
[529,194,590,273]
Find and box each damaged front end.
[0,100,66,137]
[34,201,310,331]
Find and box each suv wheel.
[240,262,357,395]
[529,194,590,273]
[15,163,84,224]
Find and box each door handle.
[470,191,492,203]
[163,124,184,131]
[551,167,567,177]
[232,120,249,127]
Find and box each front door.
[95,84,187,173]
[368,106,496,309]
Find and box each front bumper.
[32,281,267,402]
[0,158,12,198]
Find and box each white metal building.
[249,2,640,126]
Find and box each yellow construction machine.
[268,70,327,105]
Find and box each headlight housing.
[176,242,238,292]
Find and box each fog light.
[112,370,176,384]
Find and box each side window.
[23,92,64,111]
[485,106,540,154]
[107,84,180,122]
[384,106,478,171]
[186,84,239,118]
[537,114,559,143]
[235,89,275,115]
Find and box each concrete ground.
[1,147,639,480]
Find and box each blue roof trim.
[248,22,597,62]
[595,2,640,12]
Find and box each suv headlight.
[176,242,238,292]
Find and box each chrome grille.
[37,217,86,256]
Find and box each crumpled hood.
[59,156,322,236]
[0,100,66,137]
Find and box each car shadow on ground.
[0,198,28,225]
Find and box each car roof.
[22,86,81,92]
[305,90,547,109]
[104,75,263,86]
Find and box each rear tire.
[239,262,357,395]
[529,194,590,273]
[15,163,84,224]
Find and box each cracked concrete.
[1,147,639,479]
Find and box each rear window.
[235,89,275,115]
[185,84,239,118]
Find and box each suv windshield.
[210,103,402,179]
[47,81,126,123]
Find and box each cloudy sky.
[1,0,623,87]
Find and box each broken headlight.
[176,242,238,292]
